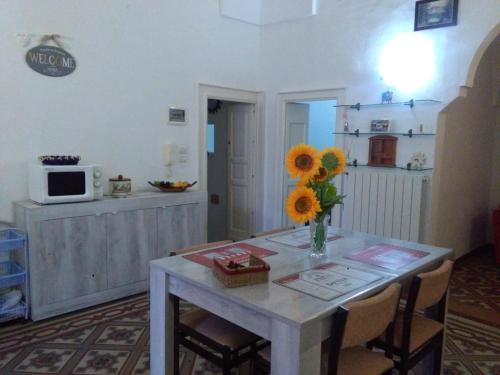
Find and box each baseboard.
[455,243,494,260]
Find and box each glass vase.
[309,215,329,258]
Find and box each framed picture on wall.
[370,120,391,133]
[414,0,459,31]
[169,107,187,125]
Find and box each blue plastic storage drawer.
[0,300,26,322]
[0,229,26,252]
[0,261,26,289]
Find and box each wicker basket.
[213,254,270,288]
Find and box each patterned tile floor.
[444,314,500,374]
[0,250,499,375]
[448,246,500,328]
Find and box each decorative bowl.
[148,181,197,193]
[38,155,81,165]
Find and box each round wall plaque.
[26,45,76,77]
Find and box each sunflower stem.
[310,215,328,257]
[314,220,325,250]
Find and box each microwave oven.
[29,164,103,204]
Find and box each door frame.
[198,83,264,236]
[274,88,346,227]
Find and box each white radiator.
[341,169,429,242]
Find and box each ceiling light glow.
[379,33,435,93]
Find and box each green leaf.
[310,182,345,214]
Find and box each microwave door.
[47,171,87,197]
[44,171,94,203]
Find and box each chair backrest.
[341,283,401,348]
[398,259,454,354]
[413,260,454,311]
[252,226,295,238]
[327,283,401,375]
[169,240,233,256]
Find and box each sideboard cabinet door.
[106,209,157,288]
[157,204,203,258]
[33,215,108,306]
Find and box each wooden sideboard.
[14,192,207,321]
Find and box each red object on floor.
[494,207,500,265]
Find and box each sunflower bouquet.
[285,144,346,256]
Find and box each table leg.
[270,319,322,375]
[150,267,174,375]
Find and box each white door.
[282,103,309,226]
[228,103,255,240]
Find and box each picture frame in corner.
[414,0,459,31]
[168,107,187,125]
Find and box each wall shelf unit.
[334,97,438,180]
[334,99,441,111]
[346,163,433,171]
[334,129,436,138]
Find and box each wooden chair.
[170,241,268,375]
[371,260,454,375]
[251,226,295,238]
[254,283,401,375]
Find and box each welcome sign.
[26,45,76,77]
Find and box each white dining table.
[149,228,453,375]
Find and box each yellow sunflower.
[296,179,309,188]
[286,187,321,223]
[320,147,346,175]
[285,144,321,181]
[313,167,329,183]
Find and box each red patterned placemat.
[345,243,429,270]
[183,243,278,268]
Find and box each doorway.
[206,100,256,241]
[282,99,337,226]
[199,85,262,242]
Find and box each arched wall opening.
[429,24,500,258]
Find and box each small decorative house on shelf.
[368,135,398,167]
[213,254,270,288]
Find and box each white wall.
[489,42,500,220]
[258,0,500,229]
[429,37,499,257]
[491,109,500,216]
[0,0,259,222]
[220,0,315,25]
[260,0,315,25]
[1,0,500,235]
[220,0,261,25]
